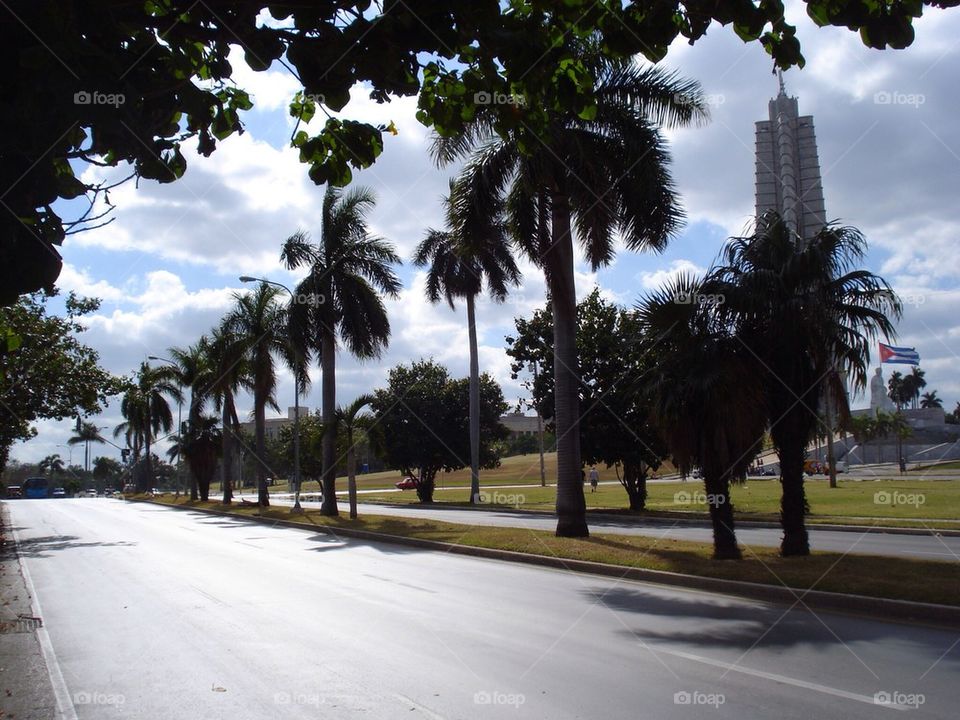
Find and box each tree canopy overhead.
[3,0,954,303]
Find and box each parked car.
[5,485,22,498]
[122,484,135,494]
[51,487,67,498]
[81,489,98,498]
[395,476,419,490]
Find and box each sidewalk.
[0,503,57,719]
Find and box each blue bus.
[22,477,50,499]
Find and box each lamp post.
[528,361,547,488]
[240,275,303,513]
[148,355,183,496]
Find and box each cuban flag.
[879,342,920,365]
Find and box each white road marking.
[655,647,911,711]
[11,525,80,720]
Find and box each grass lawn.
[356,478,960,524]
[215,452,680,495]
[139,496,960,607]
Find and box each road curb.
[133,499,960,630]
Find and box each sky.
[12,2,960,466]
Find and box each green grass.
[216,452,680,495]
[138,496,960,607]
[357,478,960,524]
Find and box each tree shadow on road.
[13,534,137,558]
[583,584,960,665]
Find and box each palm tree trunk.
[319,329,339,516]
[347,439,358,520]
[255,395,269,506]
[467,293,481,504]
[547,192,588,538]
[778,441,810,556]
[703,467,740,559]
[143,408,153,493]
[221,401,232,504]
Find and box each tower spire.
[777,69,786,96]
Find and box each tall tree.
[413,182,520,504]
[0,293,120,473]
[335,395,375,520]
[115,362,181,492]
[920,390,942,409]
[226,283,287,506]
[181,416,223,502]
[436,60,707,536]
[505,289,669,510]
[68,421,105,474]
[206,322,249,504]
[280,185,401,516]
[167,339,216,499]
[637,275,766,558]
[371,360,509,504]
[708,212,901,556]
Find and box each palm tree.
[281,185,401,516]
[167,339,215,499]
[335,394,374,519]
[205,322,249,504]
[68,421,105,473]
[907,367,927,409]
[181,415,222,502]
[434,59,707,536]
[920,390,943,409]
[226,283,287,507]
[636,275,766,559]
[39,453,65,477]
[708,212,901,556]
[114,364,180,492]
[413,181,520,504]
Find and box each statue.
[870,367,896,413]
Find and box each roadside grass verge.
[352,479,960,526]
[138,496,960,607]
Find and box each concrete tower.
[754,72,827,244]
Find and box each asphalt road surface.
[6,498,958,719]
[274,499,960,561]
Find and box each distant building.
[239,406,311,442]
[499,411,541,438]
[755,72,827,245]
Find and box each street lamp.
[527,360,547,488]
[240,275,303,513]
[148,355,184,497]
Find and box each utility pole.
[529,361,546,487]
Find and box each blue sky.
[13,3,960,465]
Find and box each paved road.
[6,498,959,719]
[266,498,960,561]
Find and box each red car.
[395,476,419,490]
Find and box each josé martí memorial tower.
[754,72,827,244]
